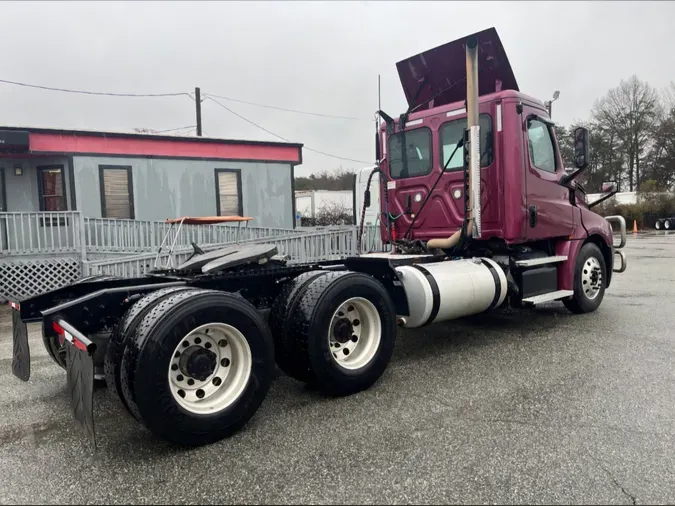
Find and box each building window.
[37,166,67,211]
[215,169,243,216]
[99,165,134,219]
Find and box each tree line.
[558,77,675,194]
[294,168,356,192]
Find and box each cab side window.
[527,119,557,173]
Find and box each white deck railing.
[0,212,386,301]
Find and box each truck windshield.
[440,114,494,170]
[388,127,432,179]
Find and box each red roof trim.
[27,132,301,163]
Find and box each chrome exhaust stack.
[426,36,482,250]
[465,36,481,239]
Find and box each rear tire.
[104,286,198,415]
[655,220,662,230]
[119,289,275,446]
[665,219,672,230]
[563,242,607,314]
[269,270,330,372]
[280,271,397,396]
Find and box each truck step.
[515,255,568,267]
[522,290,574,305]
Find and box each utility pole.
[195,87,202,136]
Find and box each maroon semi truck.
[8,27,626,448]
[360,26,627,317]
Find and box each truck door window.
[440,114,493,170]
[388,127,432,179]
[527,119,557,173]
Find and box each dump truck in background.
[8,27,626,448]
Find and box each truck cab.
[379,88,607,243]
[365,27,626,301]
[378,28,604,246]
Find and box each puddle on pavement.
[0,419,62,448]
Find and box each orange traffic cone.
[632,220,638,234]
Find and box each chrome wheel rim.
[168,323,252,415]
[328,297,381,370]
[582,257,603,300]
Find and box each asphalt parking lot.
[0,233,674,505]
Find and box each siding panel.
[72,156,294,228]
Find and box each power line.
[1,77,373,163]
[204,96,372,165]
[203,92,369,122]
[0,78,190,98]
[156,125,197,133]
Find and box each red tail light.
[52,321,65,335]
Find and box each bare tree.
[591,76,660,191]
[301,201,354,227]
[663,81,675,113]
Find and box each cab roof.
[381,89,547,130]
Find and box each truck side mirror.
[573,127,590,169]
[588,180,618,209]
[560,126,591,186]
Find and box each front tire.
[563,242,607,314]
[119,289,275,446]
[281,271,397,396]
[665,219,672,230]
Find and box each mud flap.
[11,309,30,382]
[65,344,96,448]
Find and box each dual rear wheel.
[104,271,397,446]
[105,288,274,446]
[269,271,397,396]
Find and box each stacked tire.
[655,217,674,230]
[104,287,275,447]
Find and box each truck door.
[523,110,574,240]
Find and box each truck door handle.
[529,205,537,228]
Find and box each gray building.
[0,127,302,228]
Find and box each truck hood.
[396,27,519,110]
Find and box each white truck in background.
[295,190,354,226]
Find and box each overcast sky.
[1,1,674,177]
